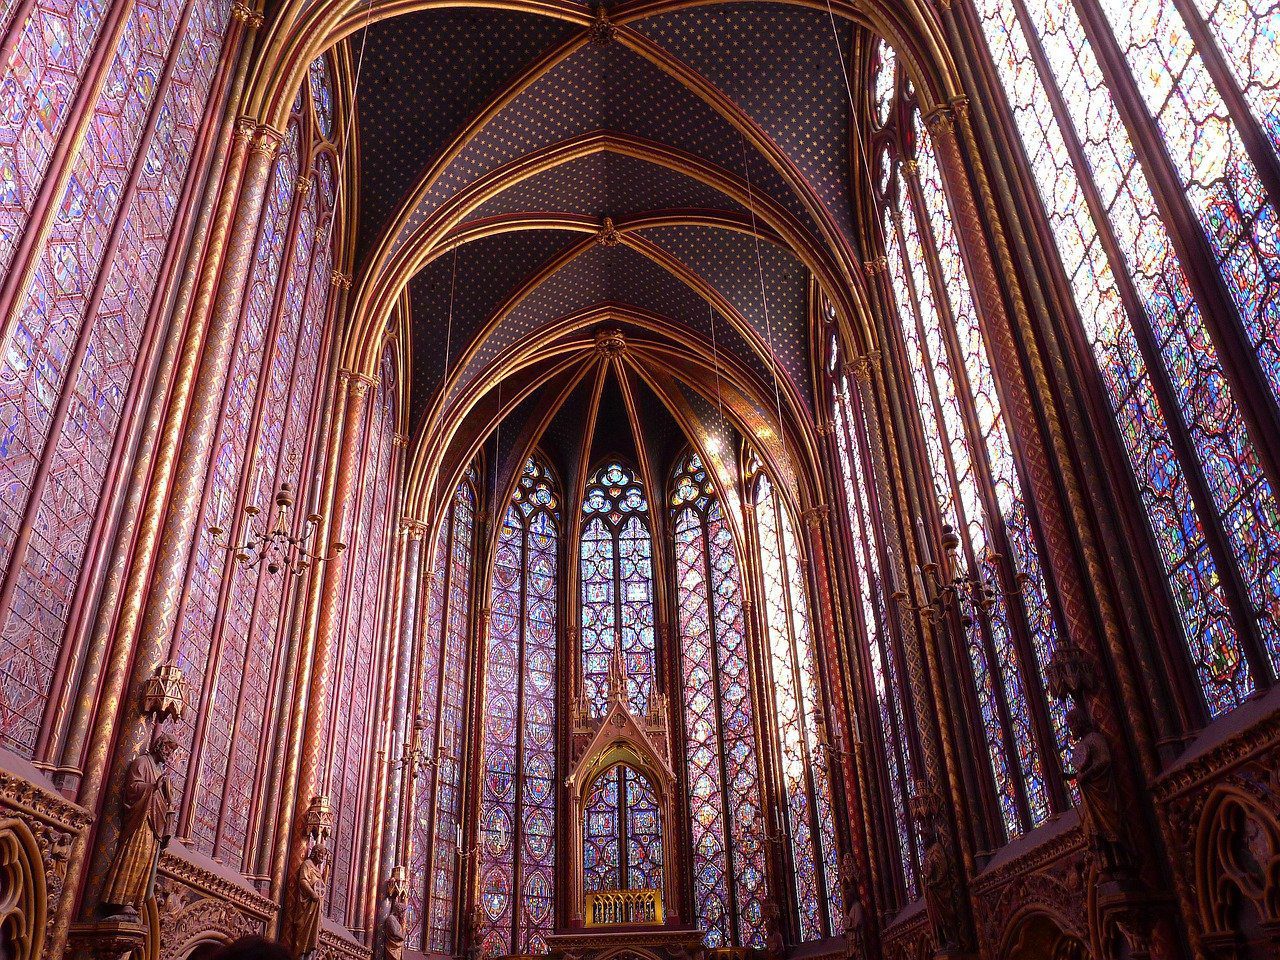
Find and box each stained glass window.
[671,452,768,947]
[409,467,478,953]
[580,461,655,717]
[478,457,559,957]
[324,351,397,923]
[0,0,232,759]
[751,468,843,940]
[967,0,1280,714]
[582,763,664,893]
[868,47,1072,838]
[828,350,920,900]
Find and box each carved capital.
[294,174,312,197]
[230,0,263,25]
[248,124,285,159]
[330,270,351,290]
[801,504,830,530]
[401,519,427,540]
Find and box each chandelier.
[208,479,344,575]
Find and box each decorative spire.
[607,636,628,703]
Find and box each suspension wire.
[708,298,727,429]
[738,133,788,468]
[823,0,877,201]
[326,0,376,255]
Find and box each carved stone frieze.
[153,849,277,960]
[316,926,373,960]
[0,764,92,950]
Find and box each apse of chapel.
[408,319,816,558]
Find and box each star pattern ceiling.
[355,9,577,255]
[467,151,747,221]
[350,1,867,449]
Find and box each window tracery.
[580,461,656,718]
[0,0,233,758]
[670,451,768,947]
[582,763,664,894]
[407,466,479,952]
[827,351,920,901]
[867,43,1072,840]
[478,457,559,957]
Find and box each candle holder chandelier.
[208,477,344,576]
[894,520,1028,626]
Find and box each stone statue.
[840,853,867,959]
[843,896,866,959]
[1065,705,1130,875]
[293,844,330,959]
[100,732,179,916]
[914,797,964,953]
[379,887,407,960]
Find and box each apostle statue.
[100,732,179,917]
[293,844,330,959]
[378,876,408,960]
[1064,705,1130,876]
[912,792,965,954]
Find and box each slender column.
[68,116,282,925]
[378,517,421,881]
[930,95,1164,779]
[283,371,375,925]
[799,505,869,901]
[851,353,975,866]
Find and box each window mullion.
[838,392,921,894]
[902,156,1071,815]
[701,510,742,943]
[1170,0,1280,209]
[510,518,531,954]
[772,490,833,936]
[422,500,456,942]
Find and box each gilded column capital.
[845,351,880,385]
[801,504,830,530]
[392,432,409,448]
[862,255,888,277]
[401,518,428,540]
[232,116,258,144]
[331,270,351,290]
[341,370,379,396]
[248,123,285,159]
[814,418,832,437]
[293,174,312,197]
[230,0,264,25]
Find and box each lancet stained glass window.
[867,42,1073,839]
[751,468,843,940]
[409,467,479,952]
[582,764,664,893]
[828,346,920,900]
[478,458,559,957]
[580,461,655,717]
[967,0,1280,715]
[0,0,232,759]
[671,452,768,947]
